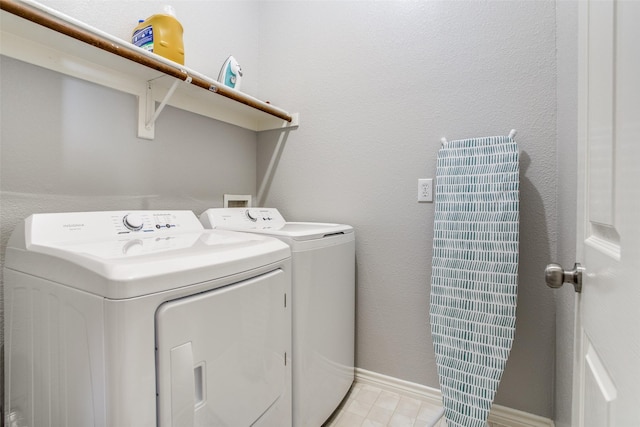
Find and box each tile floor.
[323,382,447,427]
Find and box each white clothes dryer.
[4,210,292,427]
[199,208,355,427]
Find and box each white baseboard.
[354,368,554,427]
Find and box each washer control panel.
[201,208,286,230]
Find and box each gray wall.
[554,1,579,426]
[1,0,567,421]
[257,1,557,418]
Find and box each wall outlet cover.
[418,179,433,202]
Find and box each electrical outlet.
[418,178,433,202]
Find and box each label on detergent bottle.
[132,25,154,53]
[131,10,185,64]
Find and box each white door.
[573,0,640,426]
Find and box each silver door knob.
[545,262,583,293]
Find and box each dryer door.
[156,269,288,427]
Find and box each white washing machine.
[4,210,292,427]
[199,208,355,427]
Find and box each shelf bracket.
[138,78,185,140]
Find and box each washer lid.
[200,208,353,240]
[5,211,290,299]
[246,222,353,241]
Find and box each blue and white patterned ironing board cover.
[429,134,519,427]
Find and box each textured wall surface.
[257,1,558,417]
[1,0,561,420]
[554,2,579,426]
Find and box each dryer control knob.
[246,209,260,222]
[123,213,144,231]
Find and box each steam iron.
[218,56,243,90]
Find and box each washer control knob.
[246,209,260,222]
[123,213,144,231]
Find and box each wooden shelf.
[0,0,299,138]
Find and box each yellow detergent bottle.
[132,5,184,65]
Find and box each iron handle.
[545,262,583,293]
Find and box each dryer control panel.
[27,210,204,245]
[201,208,286,230]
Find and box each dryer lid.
[5,211,290,299]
